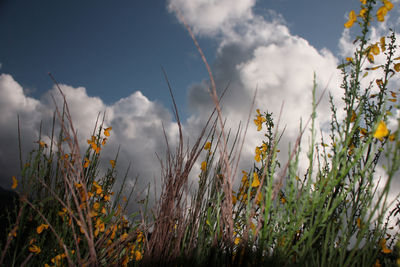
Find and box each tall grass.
[1,0,400,266]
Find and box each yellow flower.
[29,244,41,254]
[373,121,389,140]
[350,110,357,122]
[36,223,49,234]
[359,8,367,19]
[232,193,237,205]
[380,238,392,254]
[204,142,211,150]
[371,44,380,55]
[394,63,400,72]
[360,0,367,4]
[104,194,111,202]
[360,128,368,136]
[104,127,112,137]
[110,159,116,168]
[252,172,260,187]
[255,147,261,162]
[201,161,207,171]
[374,259,381,267]
[121,232,129,241]
[380,36,386,52]
[11,176,18,189]
[356,218,362,229]
[367,53,375,63]
[377,6,388,22]
[93,202,100,210]
[135,250,143,261]
[384,0,394,11]
[92,181,103,195]
[83,157,90,168]
[344,10,357,28]
[261,143,268,152]
[254,109,266,131]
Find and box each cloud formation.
[0,74,180,209]
[167,0,255,36]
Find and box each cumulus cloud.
[167,0,256,36]
[0,74,181,215]
[168,1,343,179]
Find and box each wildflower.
[37,223,49,234]
[380,37,386,52]
[380,238,392,254]
[360,128,368,136]
[38,140,47,148]
[371,44,380,55]
[356,218,362,229]
[255,146,262,162]
[350,110,357,122]
[254,109,266,131]
[377,6,389,22]
[11,176,17,189]
[51,253,66,265]
[344,10,357,28]
[135,250,143,261]
[367,53,375,63]
[389,133,396,141]
[384,0,394,10]
[104,194,111,201]
[373,121,389,140]
[104,127,112,137]
[201,161,207,171]
[95,218,105,232]
[374,259,381,267]
[83,157,90,168]
[110,159,116,168]
[360,0,366,4]
[102,138,107,146]
[252,172,260,187]
[261,143,268,152]
[204,142,211,150]
[394,63,400,72]
[93,202,100,210]
[280,196,286,204]
[121,232,129,241]
[29,244,41,254]
[92,181,103,195]
[359,8,367,19]
[8,226,17,238]
[346,57,354,63]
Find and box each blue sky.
[1,0,400,212]
[0,0,360,117]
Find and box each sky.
[1,0,400,215]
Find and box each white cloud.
[168,0,256,36]
[0,74,180,212]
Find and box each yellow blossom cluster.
[344,0,394,28]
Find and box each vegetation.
[1,0,400,266]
